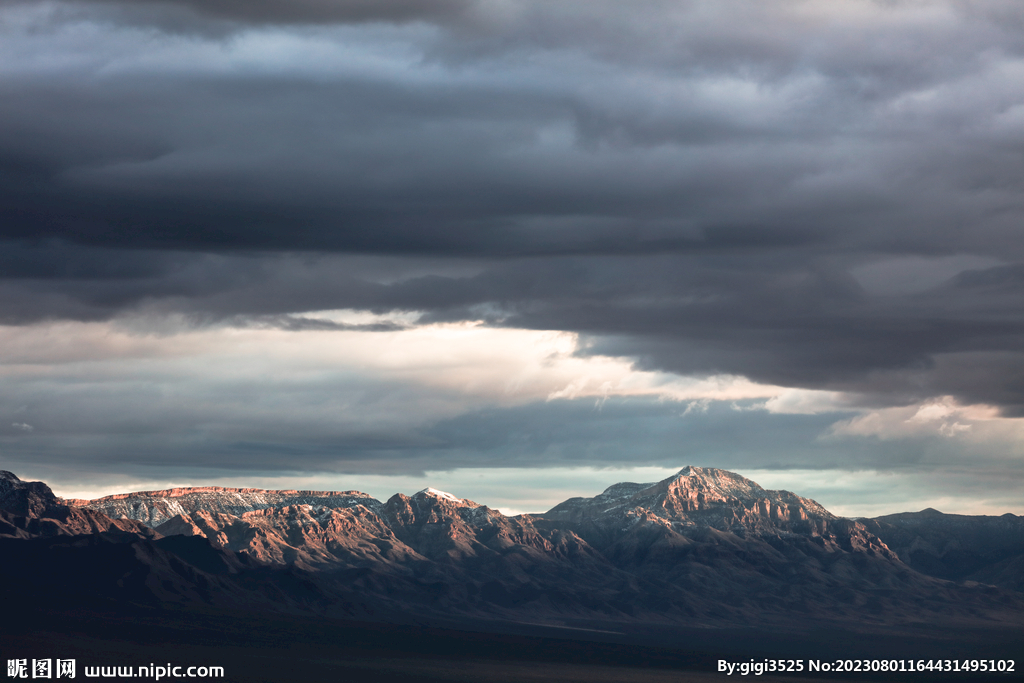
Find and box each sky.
[1,0,1023,516]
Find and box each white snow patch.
[418,487,464,503]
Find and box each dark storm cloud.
[2,0,1024,416]
[130,0,473,25]
[30,0,474,29]
[5,2,1022,258]
[424,256,1024,415]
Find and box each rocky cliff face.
[381,488,578,562]
[1,469,62,518]
[156,503,424,571]
[64,486,382,527]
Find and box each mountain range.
[4,465,1023,634]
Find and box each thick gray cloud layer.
[2,0,1024,419]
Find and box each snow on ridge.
[417,487,464,503]
[71,488,386,528]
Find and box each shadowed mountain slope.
[862,509,1024,592]
[0,470,154,539]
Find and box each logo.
[6,660,75,679]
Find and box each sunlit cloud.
[763,389,853,414]
[827,396,1021,442]
[0,314,788,414]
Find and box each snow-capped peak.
[417,487,463,503]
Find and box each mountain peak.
[417,487,461,501]
[669,466,766,498]
[545,465,837,537]
[414,487,479,507]
[0,470,58,517]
